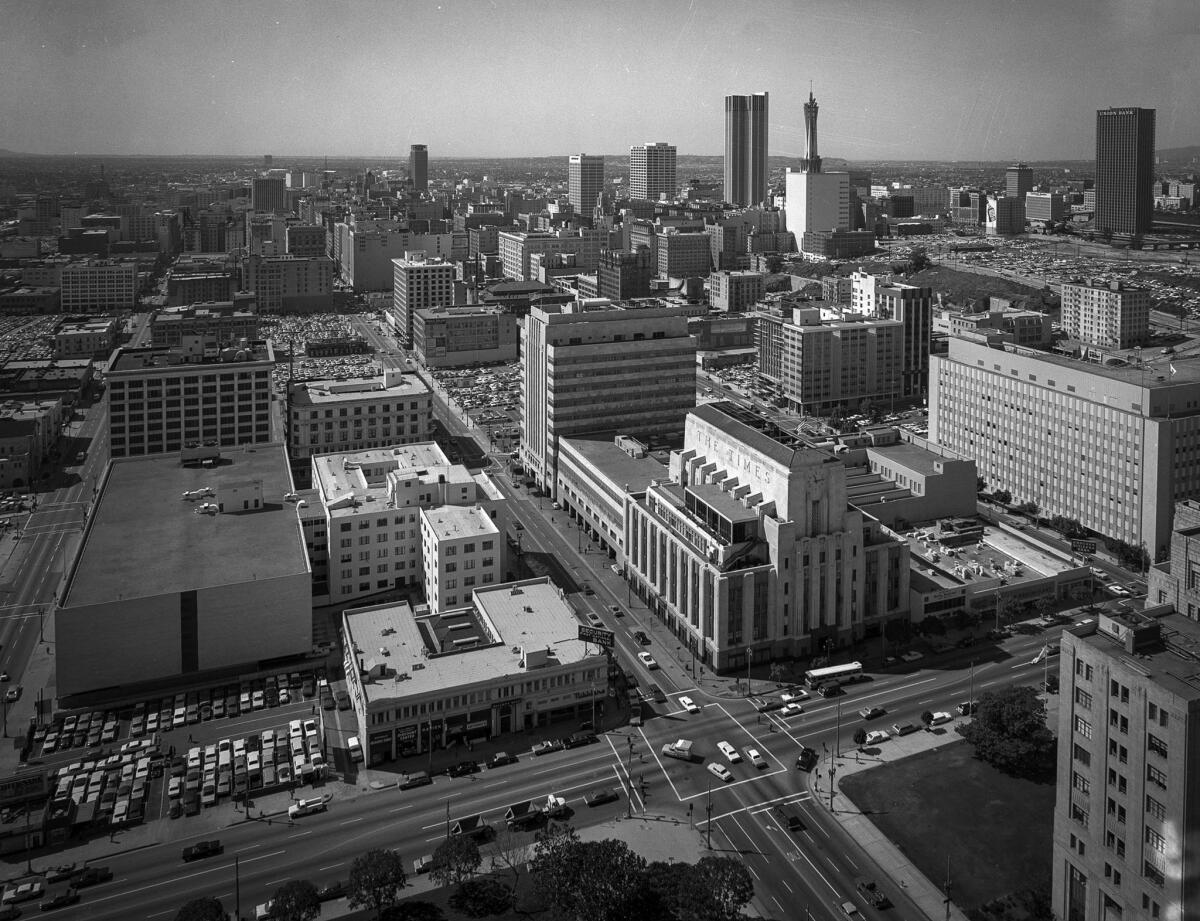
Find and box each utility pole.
[746,647,752,697]
[705,775,713,850]
[835,698,842,758]
[235,854,241,921]
[944,854,952,921]
[626,737,634,818]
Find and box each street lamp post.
[705,775,713,850]
[746,648,752,697]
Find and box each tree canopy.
[956,685,1056,777]
[174,898,226,921]
[431,834,482,890]
[270,880,320,921]
[348,848,408,918]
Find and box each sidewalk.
[806,725,971,921]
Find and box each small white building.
[420,505,503,614]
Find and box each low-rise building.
[341,578,607,764]
[54,317,120,359]
[59,260,138,313]
[55,443,312,698]
[0,287,60,315]
[288,363,432,460]
[149,302,258,348]
[709,270,765,312]
[244,254,333,313]
[0,398,64,489]
[800,229,876,259]
[420,505,504,614]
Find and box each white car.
[680,696,700,714]
[863,730,890,746]
[780,689,809,704]
[1105,583,1132,597]
[637,651,658,670]
[746,748,767,769]
[717,741,742,763]
[781,702,805,716]
[930,711,954,725]
[706,762,733,783]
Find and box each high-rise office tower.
[568,154,605,215]
[800,91,822,174]
[629,143,676,202]
[724,93,768,207]
[409,144,429,193]
[1095,107,1155,236]
[251,177,288,214]
[1006,163,1033,199]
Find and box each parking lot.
[260,313,377,393]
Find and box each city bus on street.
[804,661,863,690]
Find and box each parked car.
[563,733,596,749]
[956,701,978,716]
[892,722,919,736]
[487,752,517,769]
[863,730,890,746]
[398,772,431,790]
[929,711,954,725]
[446,761,478,778]
[585,788,620,807]
[531,740,564,756]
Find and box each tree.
[431,835,482,890]
[976,476,987,494]
[992,489,1012,507]
[348,849,407,918]
[485,824,533,897]
[1034,596,1055,621]
[449,879,513,918]
[175,898,226,921]
[270,881,320,921]
[909,249,930,273]
[381,904,445,921]
[767,662,787,685]
[693,855,755,921]
[956,685,1055,777]
[883,618,914,646]
[853,728,868,747]
[530,830,647,921]
[920,710,934,728]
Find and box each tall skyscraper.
[1006,163,1033,199]
[724,93,768,207]
[568,154,605,215]
[409,144,429,193]
[1095,107,1156,236]
[629,143,676,202]
[251,177,288,214]
[800,91,822,174]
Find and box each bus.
[804,661,864,690]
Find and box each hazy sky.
[3,0,1197,161]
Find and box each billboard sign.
[577,625,615,649]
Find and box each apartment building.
[497,229,608,281]
[519,300,697,493]
[307,442,507,605]
[0,399,63,489]
[420,505,503,615]
[929,337,1200,557]
[596,248,654,301]
[710,270,765,312]
[288,364,432,460]
[341,578,606,763]
[1148,500,1200,620]
[1061,279,1150,350]
[149,302,258,348]
[624,403,910,672]
[756,307,903,416]
[411,306,518,368]
[106,340,275,458]
[657,231,711,278]
[1053,605,1198,921]
[390,252,456,347]
[59,260,138,313]
[875,281,933,400]
[285,224,327,257]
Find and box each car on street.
[929,711,954,725]
[781,702,804,716]
[956,701,977,716]
[181,840,222,862]
[5,687,20,703]
[855,878,891,909]
[892,722,918,736]
[717,741,742,763]
[858,706,886,720]
[487,752,517,769]
[838,899,865,919]
[746,748,767,769]
[531,740,564,756]
[637,652,658,670]
[586,612,603,627]
[706,763,733,783]
[76,866,112,887]
[633,631,651,645]
[679,696,700,714]
[609,604,623,618]
[563,732,596,749]
[39,890,80,912]
[780,689,809,703]
[755,697,783,712]
[446,761,479,778]
[899,651,924,662]
[585,788,620,807]
[398,771,431,790]
[1105,583,1131,597]
[863,730,890,746]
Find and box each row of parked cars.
[0,863,113,914]
[37,709,121,757]
[51,737,164,827]
[132,671,323,738]
[166,719,325,815]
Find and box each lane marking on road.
[701,792,813,826]
[388,804,413,813]
[288,830,312,838]
[780,878,793,893]
[318,863,343,871]
[797,847,839,895]
[84,851,289,905]
[773,896,784,912]
[264,878,289,887]
[340,817,363,825]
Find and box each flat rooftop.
[905,520,1077,592]
[63,444,308,607]
[421,505,497,541]
[867,442,944,477]
[291,374,429,406]
[1073,609,1200,702]
[559,436,668,495]
[345,578,599,703]
[109,342,272,373]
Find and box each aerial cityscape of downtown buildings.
[1,2,1200,918]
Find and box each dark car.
[585,788,620,807]
[183,793,201,816]
[855,878,891,909]
[76,866,112,887]
[956,701,978,716]
[563,733,596,749]
[633,631,651,645]
[755,697,783,713]
[487,752,517,769]
[40,891,79,912]
[858,706,886,721]
[796,747,818,772]
[399,771,432,790]
[181,840,222,862]
[779,808,806,833]
[446,761,478,778]
[316,880,346,902]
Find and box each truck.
[661,738,697,762]
[542,793,568,819]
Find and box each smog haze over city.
[3,0,1198,161]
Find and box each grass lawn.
[839,739,1054,911]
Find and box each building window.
[1073,743,1091,767]
[1075,659,1093,680]
[1147,764,1167,790]
[1147,734,1167,759]
[1074,716,1092,740]
[1146,794,1166,821]
[1075,688,1092,710]
[1071,771,1090,794]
